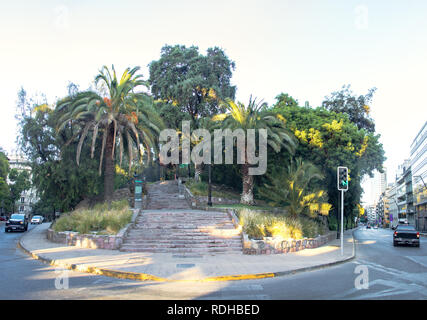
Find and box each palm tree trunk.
[104,123,115,201]
[241,163,255,205]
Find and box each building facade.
[366,204,377,224]
[385,183,398,228]
[410,121,427,231]
[8,154,38,216]
[394,159,413,224]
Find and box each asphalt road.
[0,223,426,300]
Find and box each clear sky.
[1,0,426,204]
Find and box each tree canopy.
[149,45,236,121]
[322,84,377,133]
[270,94,385,228]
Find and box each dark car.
[5,214,28,232]
[393,225,420,247]
[0,216,7,221]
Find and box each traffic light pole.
[337,166,348,256]
[341,189,344,256]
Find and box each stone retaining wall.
[46,209,139,250]
[242,231,337,255]
[224,208,336,255]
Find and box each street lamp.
[208,164,212,207]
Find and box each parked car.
[0,216,7,221]
[373,225,378,229]
[5,214,29,232]
[366,224,371,229]
[393,225,420,247]
[30,215,44,224]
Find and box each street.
[0,224,426,300]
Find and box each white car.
[30,215,44,224]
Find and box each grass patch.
[236,208,324,240]
[213,203,276,211]
[53,199,132,235]
[185,179,240,199]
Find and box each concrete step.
[119,246,243,253]
[126,233,242,241]
[132,225,236,230]
[127,230,241,237]
[136,217,231,222]
[120,242,242,248]
[123,238,242,244]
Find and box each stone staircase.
[120,180,242,254]
[146,180,190,210]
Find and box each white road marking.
[331,259,427,299]
[405,256,427,268]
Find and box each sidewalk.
[19,223,356,282]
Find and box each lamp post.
[208,164,212,207]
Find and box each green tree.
[214,97,296,205]
[8,168,31,213]
[18,91,103,214]
[259,158,332,218]
[56,66,163,201]
[322,84,377,133]
[0,150,10,214]
[149,45,236,121]
[272,94,385,229]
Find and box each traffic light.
[337,166,348,191]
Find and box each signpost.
[134,175,144,210]
[337,166,348,255]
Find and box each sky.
[1,0,426,204]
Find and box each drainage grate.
[176,263,196,268]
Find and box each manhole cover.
[176,263,196,268]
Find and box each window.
[19,206,24,212]
[20,197,25,203]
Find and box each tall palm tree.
[213,97,296,205]
[189,117,219,181]
[56,65,163,201]
[259,158,332,218]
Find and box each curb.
[18,228,357,283]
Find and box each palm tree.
[189,117,219,181]
[56,65,163,201]
[213,96,296,205]
[259,158,332,218]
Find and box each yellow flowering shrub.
[308,128,323,148]
[355,136,368,157]
[322,119,343,132]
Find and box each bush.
[236,208,321,240]
[53,199,132,235]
